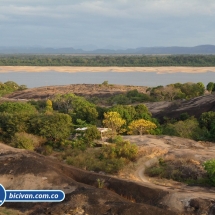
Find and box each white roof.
[75,127,110,133]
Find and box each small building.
[75,127,111,140]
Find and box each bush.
[101,140,138,161]
[41,145,53,155]
[146,157,208,185]
[162,117,206,140]
[203,159,215,185]
[0,112,32,141]
[0,102,37,114]
[11,132,46,151]
[65,149,125,174]
[84,126,101,146]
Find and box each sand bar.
[0,66,215,74]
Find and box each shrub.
[41,145,53,155]
[11,132,46,151]
[162,117,206,140]
[203,159,215,185]
[84,126,101,146]
[101,140,138,161]
[0,102,37,114]
[146,157,207,184]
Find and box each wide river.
[0,67,215,88]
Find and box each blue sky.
[0,0,215,50]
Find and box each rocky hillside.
[145,94,215,119]
[0,143,175,215]
[4,84,148,100]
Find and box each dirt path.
[123,135,215,212]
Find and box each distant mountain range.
[1,45,215,55]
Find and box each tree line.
[1,55,215,66]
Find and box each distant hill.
[1,45,215,55]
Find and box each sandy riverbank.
[0,66,215,74]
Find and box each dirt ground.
[121,135,215,213]
[0,135,215,214]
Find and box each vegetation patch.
[145,156,213,186]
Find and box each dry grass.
[138,146,168,158]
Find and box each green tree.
[0,112,31,141]
[199,111,215,130]
[0,102,37,114]
[84,126,101,146]
[134,104,152,120]
[72,96,98,124]
[203,159,215,185]
[206,82,214,92]
[29,113,72,142]
[52,93,98,124]
[110,105,136,124]
[163,117,205,140]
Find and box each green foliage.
[149,82,205,101]
[109,104,154,126]
[65,149,125,174]
[134,104,152,120]
[0,81,27,96]
[111,94,131,105]
[97,178,105,188]
[0,112,31,141]
[28,100,46,111]
[1,55,215,66]
[199,111,215,130]
[75,119,88,128]
[102,81,109,86]
[84,126,101,146]
[110,105,136,125]
[11,132,46,151]
[146,158,207,185]
[0,102,37,114]
[126,89,152,103]
[198,111,215,141]
[101,140,138,161]
[206,82,214,92]
[41,145,53,155]
[52,93,98,124]
[162,117,206,140]
[179,112,190,121]
[29,113,72,143]
[111,135,124,144]
[174,82,205,99]
[150,85,183,101]
[203,159,215,185]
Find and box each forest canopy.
[0,55,215,66]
